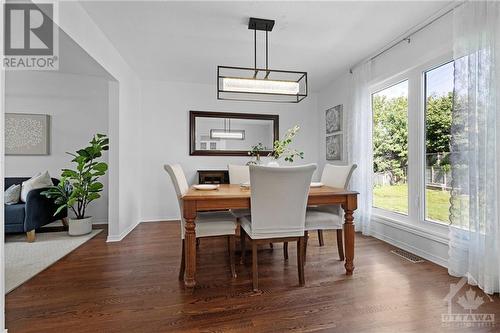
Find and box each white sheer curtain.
[348,62,373,235]
[449,1,500,294]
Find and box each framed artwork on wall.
[5,113,51,155]
[325,104,343,161]
[326,134,343,161]
[326,104,343,134]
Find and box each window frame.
[369,53,453,236]
[422,59,455,225]
[370,73,411,223]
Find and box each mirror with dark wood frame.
[189,111,279,156]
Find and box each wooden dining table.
[181,184,358,289]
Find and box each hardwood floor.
[6,222,500,332]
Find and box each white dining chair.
[228,164,250,185]
[164,164,238,279]
[228,164,276,251]
[303,164,357,261]
[240,164,316,291]
[228,164,251,218]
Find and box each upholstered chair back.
[318,164,357,215]
[248,164,316,238]
[164,164,189,238]
[228,164,250,184]
[320,164,358,189]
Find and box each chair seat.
[305,208,343,231]
[230,208,250,219]
[240,216,304,239]
[185,211,237,239]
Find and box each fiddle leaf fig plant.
[42,134,109,219]
[269,125,304,163]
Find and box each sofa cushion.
[20,171,53,202]
[4,184,21,205]
[5,203,25,226]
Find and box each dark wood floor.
[6,222,500,333]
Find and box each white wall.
[4,71,109,223]
[317,71,352,172]
[53,2,143,241]
[140,80,319,222]
[0,2,5,327]
[317,12,453,267]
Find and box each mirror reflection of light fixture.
[210,129,245,140]
[218,18,307,103]
[210,119,245,140]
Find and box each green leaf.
[93,162,108,172]
[87,193,101,201]
[88,182,103,192]
[61,169,79,178]
[77,149,90,158]
[54,204,67,216]
[67,197,77,207]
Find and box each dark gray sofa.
[5,177,68,242]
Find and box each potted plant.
[267,125,304,166]
[42,134,109,236]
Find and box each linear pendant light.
[218,17,308,103]
[222,78,300,95]
[209,119,245,140]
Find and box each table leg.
[183,201,197,289]
[343,195,357,275]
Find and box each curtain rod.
[349,0,465,74]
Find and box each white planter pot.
[68,217,93,236]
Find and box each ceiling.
[80,1,452,92]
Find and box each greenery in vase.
[269,125,304,163]
[247,142,266,165]
[42,134,109,219]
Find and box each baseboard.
[369,219,448,268]
[141,218,178,223]
[92,219,108,225]
[106,220,140,242]
[372,214,449,244]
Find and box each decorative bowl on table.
[193,184,220,191]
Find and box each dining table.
[181,184,358,289]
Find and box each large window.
[370,56,455,231]
[424,62,454,223]
[372,80,409,215]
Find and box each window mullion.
[407,70,424,224]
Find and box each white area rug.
[5,229,102,293]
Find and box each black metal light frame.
[217,17,308,103]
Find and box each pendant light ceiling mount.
[248,17,275,31]
[217,17,308,103]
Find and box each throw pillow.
[4,184,21,205]
[20,171,53,202]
